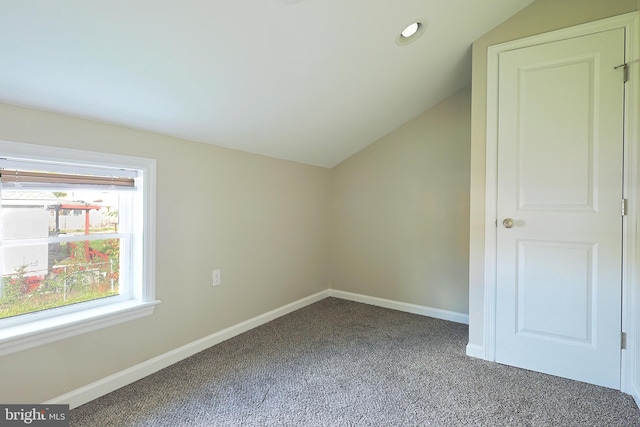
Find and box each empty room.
[1,0,640,425]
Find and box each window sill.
[0,300,161,356]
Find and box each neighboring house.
[1,191,56,280]
[1,190,116,280]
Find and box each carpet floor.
[71,298,640,426]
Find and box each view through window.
[0,172,133,319]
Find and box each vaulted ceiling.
[0,0,533,167]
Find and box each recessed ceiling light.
[401,23,419,38]
[397,20,426,46]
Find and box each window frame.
[0,140,159,356]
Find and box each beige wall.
[3,0,639,406]
[331,86,471,314]
[0,103,331,403]
[469,0,639,348]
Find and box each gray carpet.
[71,298,640,426]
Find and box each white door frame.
[483,12,640,395]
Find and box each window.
[0,141,158,355]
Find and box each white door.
[495,28,626,389]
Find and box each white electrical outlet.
[212,269,221,287]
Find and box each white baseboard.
[630,378,640,410]
[47,289,470,409]
[328,289,469,325]
[465,343,485,359]
[46,290,330,409]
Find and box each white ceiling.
[0,0,533,168]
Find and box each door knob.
[503,218,515,229]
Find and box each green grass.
[0,288,118,319]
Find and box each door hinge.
[616,59,640,83]
[622,198,628,216]
[615,63,629,82]
[622,332,627,350]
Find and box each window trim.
[0,140,159,356]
